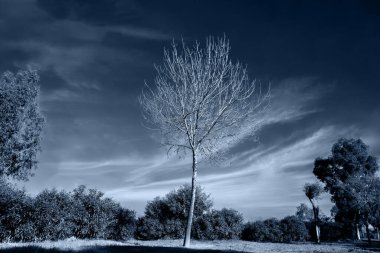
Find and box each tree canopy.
[0,69,44,181]
[313,138,379,239]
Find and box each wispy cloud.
[107,26,171,41]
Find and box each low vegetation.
[0,181,136,242]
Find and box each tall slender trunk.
[183,151,197,247]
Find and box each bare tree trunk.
[183,151,197,247]
[316,224,320,244]
[356,223,361,240]
[365,221,372,245]
[309,199,320,243]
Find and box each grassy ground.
[0,238,377,253]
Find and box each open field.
[0,239,378,253]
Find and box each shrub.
[0,180,34,242]
[241,221,267,242]
[263,218,283,242]
[135,184,212,240]
[319,221,344,242]
[280,215,308,242]
[0,182,136,242]
[107,208,136,240]
[192,214,214,240]
[135,217,165,240]
[241,218,283,242]
[33,189,74,241]
[193,208,243,240]
[71,185,136,240]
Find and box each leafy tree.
[0,70,44,181]
[71,185,122,239]
[139,37,270,247]
[313,138,379,240]
[345,175,380,244]
[135,184,212,240]
[33,189,74,241]
[304,182,323,243]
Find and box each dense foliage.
[313,138,380,240]
[0,181,136,242]
[0,70,45,181]
[135,184,244,240]
[241,216,308,243]
[135,184,213,240]
[192,208,244,240]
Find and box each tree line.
[0,181,136,242]
[0,181,317,243]
[2,158,378,244]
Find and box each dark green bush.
[107,208,136,240]
[135,184,212,240]
[0,182,136,242]
[135,217,165,240]
[280,215,308,242]
[193,208,243,240]
[0,180,34,242]
[241,218,283,242]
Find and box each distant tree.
[135,184,212,240]
[313,138,379,240]
[295,203,313,222]
[304,182,323,243]
[139,37,270,247]
[0,70,45,181]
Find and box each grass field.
[0,238,378,253]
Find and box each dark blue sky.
[1,0,379,219]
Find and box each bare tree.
[304,182,323,243]
[139,37,270,247]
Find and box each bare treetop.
[140,37,269,159]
